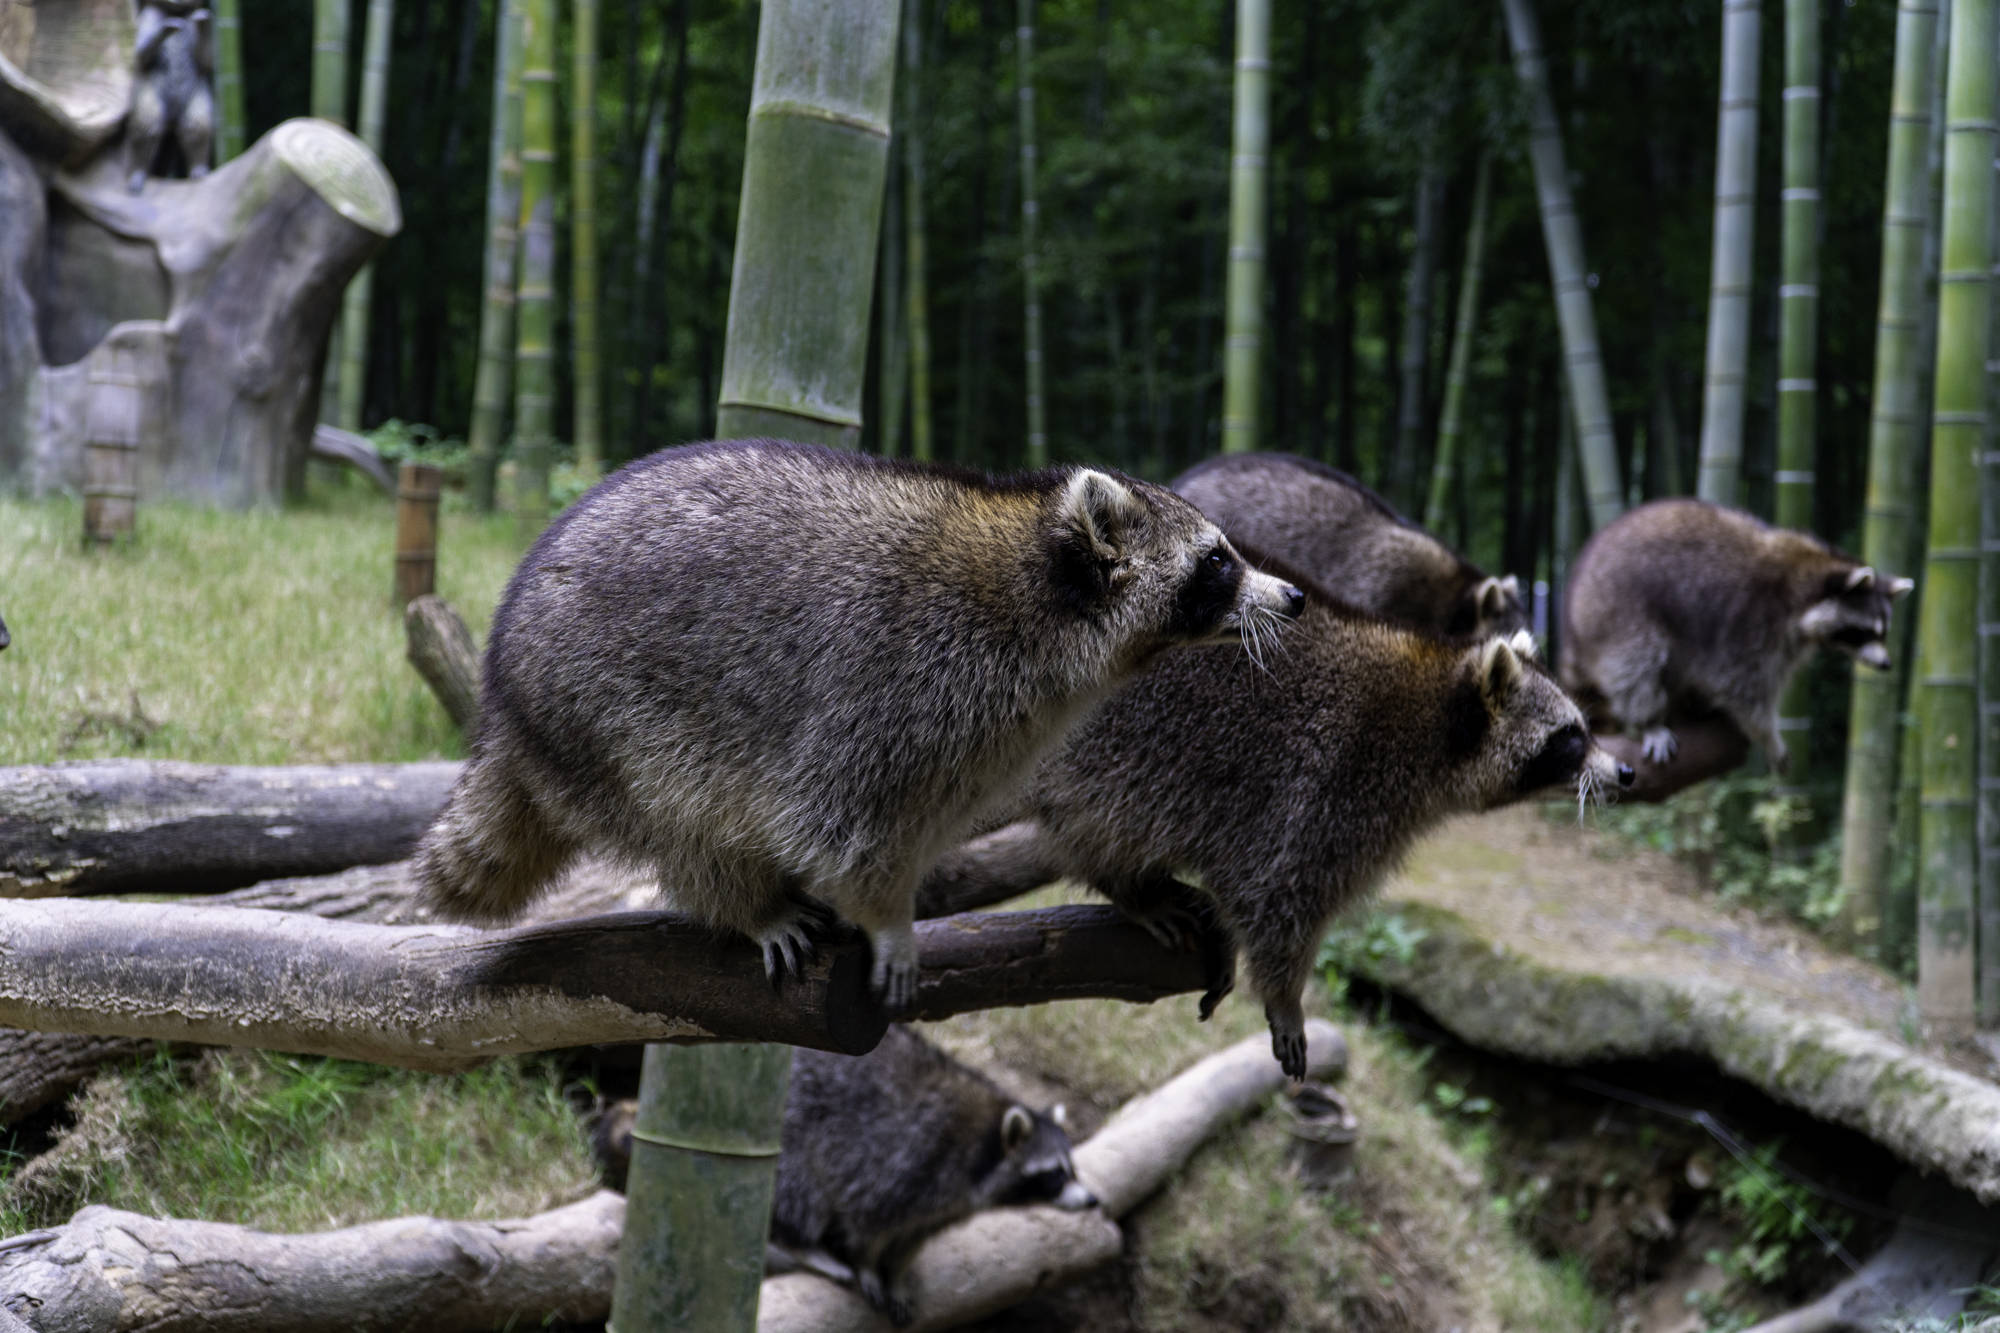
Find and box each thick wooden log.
[0,901,1208,1070]
[0,760,459,896]
[403,596,481,732]
[0,1191,624,1332]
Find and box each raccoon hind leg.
[1091,873,1237,1020]
[414,758,577,923]
[1244,924,1317,1081]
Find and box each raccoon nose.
[1616,762,1636,788]
[1278,583,1306,620]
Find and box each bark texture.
[403,596,481,731]
[0,760,459,896]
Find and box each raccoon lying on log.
[415,439,1302,1013]
[1173,450,1528,638]
[1026,566,1629,1079]
[593,1025,1092,1327]
[1561,499,1913,773]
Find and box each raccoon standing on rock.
[414,439,1302,1011]
[1173,451,1529,638]
[1561,499,1913,772]
[1026,571,1629,1079]
[769,1025,1095,1325]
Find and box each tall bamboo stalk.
[571,0,602,481]
[1220,0,1270,456]
[612,5,899,1326]
[467,0,524,512]
[337,0,394,433]
[1916,0,1993,1030]
[1773,0,1820,797]
[512,0,557,537]
[1983,124,2000,1024]
[1016,0,1047,467]
[878,142,906,458]
[1426,154,1494,533]
[1499,0,1622,531]
[1393,169,1443,508]
[1696,0,1761,509]
[904,0,935,462]
[213,0,244,162]
[1838,0,1940,950]
[311,0,349,426]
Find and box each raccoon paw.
[1132,903,1205,954]
[868,925,919,1017]
[1266,1006,1308,1081]
[859,1267,914,1328]
[756,918,819,988]
[1640,726,1679,766]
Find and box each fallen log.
[0,761,459,896]
[0,1190,623,1332]
[0,1022,1344,1332]
[0,900,1208,1070]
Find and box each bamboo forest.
[14,0,2000,1328]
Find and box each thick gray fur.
[1026,579,1622,1079]
[1173,450,1529,638]
[127,2,215,195]
[414,439,1300,1010]
[771,1024,1095,1326]
[1561,498,1913,772]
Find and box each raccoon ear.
[1001,1104,1034,1150]
[1508,628,1540,662]
[1478,636,1523,703]
[1058,469,1142,562]
[1888,575,1915,600]
[1845,565,1877,594]
[1050,1102,1069,1129]
[1499,574,1521,598]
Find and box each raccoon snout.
[1616,761,1636,789]
[1055,1178,1099,1211]
[1858,642,1891,670]
[1277,582,1306,620]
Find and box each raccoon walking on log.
[1561,499,1913,773]
[1026,572,1629,1079]
[1173,451,1529,638]
[414,439,1302,1011]
[768,1025,1094,1325]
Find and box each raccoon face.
[1797,566,1914,670]
[1456,631,1633,807]
[1468,575,1530,639]
[1047,470,1304,654]
[993,1103,1096,1211]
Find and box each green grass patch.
[0,485,523,766]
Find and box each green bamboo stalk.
[312,0,349,427]
[1220,0,1270,456]
[468,0,524,513]
[1773,0,1820,800]
[613,4,899,1327]
[1017,0,1047,467]
[1916,0,1993,1030]
[904,0,934,462]
[877,140,906,458]
[571,0,602,481]
[1426,154,1494,533]
[213,0,245,162]
[1838,0,1939,951]
[1981,32,2000,1026]
[337,0,394,434]
[712,2,899,450]
[1500,0,1622,531]
[512,0,558,537]
[1393,170,1443,509]
[1696,0,1761,509]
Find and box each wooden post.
[394,463,442,607]
[81,341,142,545]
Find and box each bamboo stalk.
[1017,0,1048,466]
[1500,0,1622,531]
[467,0,524,512]
[213,0,245,162]
[571,0,602,481]
[1982,6,2000,1027]
[1696,0,1762,509]
[336,0,394,434]
[1426,154,1494,533]
[512,0,558,536]
[904,0,935,462]
[1916,0,1993,1030]
[1840,0,1943,951]
[1220,0,1270,456]
[311,0,350,426]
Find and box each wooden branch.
[0,1024,1346,1333]
[403,596,482,731]
[1593,717,1752,804]
[913,821,1061,918]
[0,1191,623,1332]
[756,1018,1350,1332]
[0,761,458,896]
[309,423,394,492]
[0,900,1209,1069]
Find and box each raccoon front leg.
[1244,933,1313,1081]
[1595,632,1676,765]
[839,870,921,1015]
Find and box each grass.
[0,479,523,766]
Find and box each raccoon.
[1561,498,1913,772]
[414,439,1302,1012]
[1173,451,1528,638]
[1025,571,1629,1079]
[0,611,9,651]
[768,1024,1095,1326]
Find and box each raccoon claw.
[1134,905,1204,954]
[756,917,820,988]
[868,924,920,1017]
[1640,726,1679,766]
[859,1268,913,1328]
[1266,1004,1308,1080]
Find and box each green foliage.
[1316,909,1428,1003]
[1677,1139,1856,1329]
[365,419,469,472]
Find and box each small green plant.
[1429,1081,1494,1118]
[1316,910,1427,1003]
[366,419,469,472]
